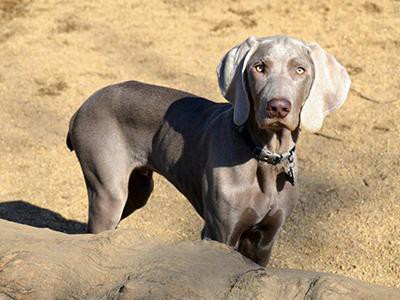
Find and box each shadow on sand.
[0,200,86,234]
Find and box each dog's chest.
[256,164,277,194]
[250,164,291,215]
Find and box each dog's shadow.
[0,200,86,234]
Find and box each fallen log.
[0,220,397,299]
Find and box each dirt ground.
[0,0,399,288]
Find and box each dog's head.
[217,36,351,132]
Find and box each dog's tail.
[66,111,77,152]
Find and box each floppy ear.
[216,36,259,126]
[301,42,351,132]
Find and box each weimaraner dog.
[67,36,350,266]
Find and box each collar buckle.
[252,147,284,165]
[264,152,283,165]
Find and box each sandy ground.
[0,0,399,287]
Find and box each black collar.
[236,124,296,165]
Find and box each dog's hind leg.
[75,134,138,234]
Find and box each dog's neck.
[242,115,299,187]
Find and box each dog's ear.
[301,42,351,132]
[217,36,259,126]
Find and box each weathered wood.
[0,220,398,299]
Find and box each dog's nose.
[266,98,291,119]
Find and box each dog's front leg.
[200,166,261,249]
[237,209,284,266]
[201,194,259,249]
[201,212,254,249]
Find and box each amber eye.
[254,64,265,73]
[296,66,305,75]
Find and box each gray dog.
[67,36,350,266]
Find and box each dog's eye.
[296,67,305,75]
[254,64,265,73]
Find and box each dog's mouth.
[267,122,285,131]
[259,120,289,131]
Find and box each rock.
[0,220,398,299]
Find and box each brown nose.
[266,98,291,119]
